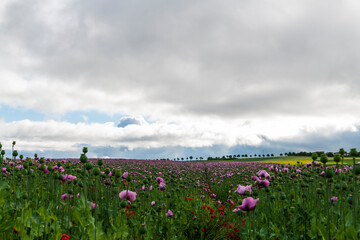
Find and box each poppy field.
[1,147,360,239]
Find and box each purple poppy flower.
[159,182,166,191]
[61,193,72,200]
[235,184,252,195]
[258,179,270,188]
[251,176,260,181]
[156,177,165,183]
[91,202,96,211]
[151,201,155,206]
[166,209,174,217]
[320,171,325,177]
[330,196,338,205]
[121,172,128,179]
[233,197,259,212]
[119,190,137,202]
[257,170,270,178]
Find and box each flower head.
[156,177,165,183]
[119,190,137,202]
[233,197,259,212]
[235,184,252,195]
[166,209,174,217]
[159,182,166,191]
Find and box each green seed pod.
[347,195,352,205]
[325,169,334,178]
[120,201,127,208]
[39,158,45,164]
[143,179,148,185]
[57,162,62,167]
[115,171,121,179]
[39,164,45,171]
[85,162,93,170]
[82,147,88,154]
[270,195,275,200]
[22,193,27,200]
[97,159,103,166]
[353,165,360,176]
[78,182,83,188]
[68,189,73,194]
[280,193,286,200]
[92,167,101,176]
[320,154,328,164]
[105,168,110,175]
[126,175,132,182]
[139,225,147,235]
[23,162,29,169]
[80,154,88,164]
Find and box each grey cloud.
[117,115,148,128]
[1,0,360,119]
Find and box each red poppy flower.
[60,234,70,240]
[200,228,205,232]
[13,228,19,234]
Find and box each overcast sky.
[1,0,360,159]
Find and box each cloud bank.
[1,0,360,157]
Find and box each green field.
[200,156,359,165]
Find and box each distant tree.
[249,155,252,157]
[326,152,334,158]
[189,156,193,160]
[266,154,270,157]
[339,148,345,166]
[254,154,257,157]
[245,154,248,158]
[271,154,274,157]
[280,153,283,156]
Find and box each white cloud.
[1,0,360,156]
[0,116,358,154]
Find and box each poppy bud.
[92,167,100,176]
[353,166,360,176]
[80,154,88,164]
[85,162,92,170]
[139,225,147,235]
[325,169,334,178]
[120,201,127,208]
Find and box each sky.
[1,0,360,159]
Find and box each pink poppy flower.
[159,182,166,191]
[233,197,259,212]
[121,172,128,179]
[166,209,174,217]
[235,184,252,195]
[119,190,137,202]
[156,177,165,183]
